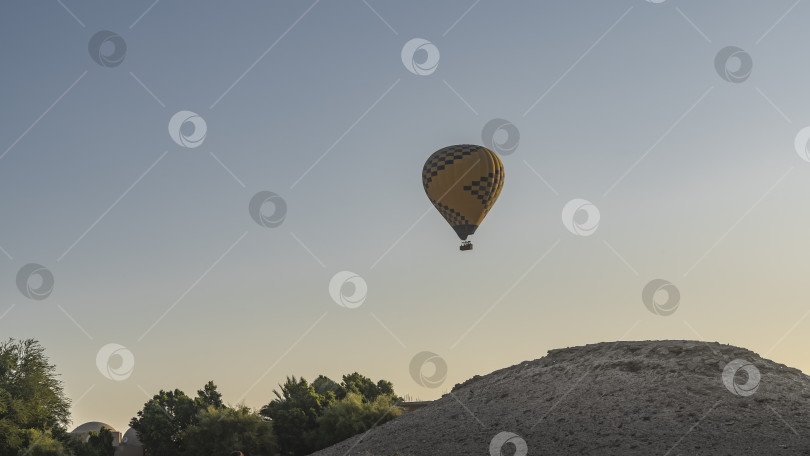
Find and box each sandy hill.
[311,340,810,455]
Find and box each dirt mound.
[310,340,810,455]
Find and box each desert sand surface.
[311,340,810,455]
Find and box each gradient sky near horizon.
[3,0,810,432]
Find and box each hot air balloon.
[422,145,505,251]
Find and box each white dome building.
[70,422,121,444]
[69,422,144,455]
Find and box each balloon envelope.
[422,145,504,240]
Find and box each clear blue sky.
[3,0,810,432]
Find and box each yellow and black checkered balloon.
[422,145,505,240]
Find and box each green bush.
[19,429,70,456]
[313,392,402,449]
[260,373,403,455]
[182,405,277,456]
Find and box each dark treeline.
[0,338,403,456]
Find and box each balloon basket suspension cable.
[459,241,473,251]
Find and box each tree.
[130,389,193,455]
[259,376,333,455]
[312,375,340,398]
[182,405,277,456]
[87,427,115,456]
[194,380,224,410]
[0,339,71,455]
[337,373,400,403]
[130,381,225,456]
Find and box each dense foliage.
[0,338,403,456]
[182,405,277,455]
[260,373,403,456]
[67,427,115,456]
[259,376,332,455]
[129,381,225,455]
[313,392,402,449]
[133,373,402,456]
[0,339,71,455]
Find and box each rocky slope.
[311,340,810,455]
